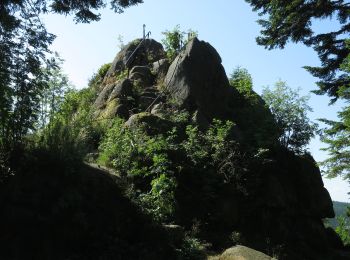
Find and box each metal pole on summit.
[143,24,146,40]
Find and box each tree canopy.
[245,0,350,101]
[262,81,318,153]
[319,46,350,178]
[246,0,350,179]
[0,0,141,147]
[2,0,143,23]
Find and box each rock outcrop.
[209,245,276,260]
[105,38,165,79]
[92,37,343,260]
[164,38,233,122]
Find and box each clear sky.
[41,0,349,202]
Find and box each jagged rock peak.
[104,38,165,79]
[164,37,233,122]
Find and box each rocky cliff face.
[93,37,343,259]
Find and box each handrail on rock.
[124,30,151,72]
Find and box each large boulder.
[152,59,170,82]
[94,79,133,119]
[125,112,174,135]
[209,245,276,260]
[105,39,165,79]
[108,78,133,101]
[164,37,233,121]
[93,83,115,109]
[129,66,154,88]
[261,150,334,219]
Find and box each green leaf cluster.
[335,215,350,246]
[228,67,279,149]
[98,117,242,222]
[320,41,350,178]
[246,0,349,101]
[262,81,318,153]
[245,0,350,180]
[161,25,198,61]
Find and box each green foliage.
[0,2,55,145]
[1,0,124,155]
[326,201,350,228]
[246,0,350,184]
[320,105,350,178]
[30,80,105,172]
[183,120,235,166]
[335,216,350,246]
[36,86,97,162]
[98,117,242,222]
[98,118,176,221]
[319,42,350,178]
[115,69,128,81]
[245,0,349,101]
[38,53,71,128]
[88,63,112,88]
[229,67,254,97]
[262,81,318,153]
[162,25,198,60]
[228,67,279,149]
[177,235,207,260]
[139,174,177,222]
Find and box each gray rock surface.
[125,112,173,135]
[129,66,154,87]
[209,245,276,260]
[152,58,170,81]
[112,104,130,119]
[93,83,115,109]
[105,39,165,78]
[164,37,232,121]
[108,79,133,101]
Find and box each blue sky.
[41,0,349,202]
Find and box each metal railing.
[124,31,151,70]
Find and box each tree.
[38,54,71,128]
[245,0,350,101]
[319,43,350,178]
[0,0,140,145]
[0,3,54,145]
[2,1,143,24]
[262,81,318,153]
[245,0,350,177]
[228,67,280,148]
[229,67,253,94]
[161,25,198,60]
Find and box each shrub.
[97,117,248,224]
[162,25,198,61]
[335,216,350,245]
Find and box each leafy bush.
[177,235,207,260]
[229,67,254,97]
[335,216,350,245]
[228,67,279,149]
[183,120,235,166]
[88,63,111,88]
[98,116,249,225]
[262,81,318,153]
[162,25,198,60]
[98,118,176,221]
[34,85,101,164]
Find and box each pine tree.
[246,0,350,178]
[319,41,350,178]
[245,0,350,101]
